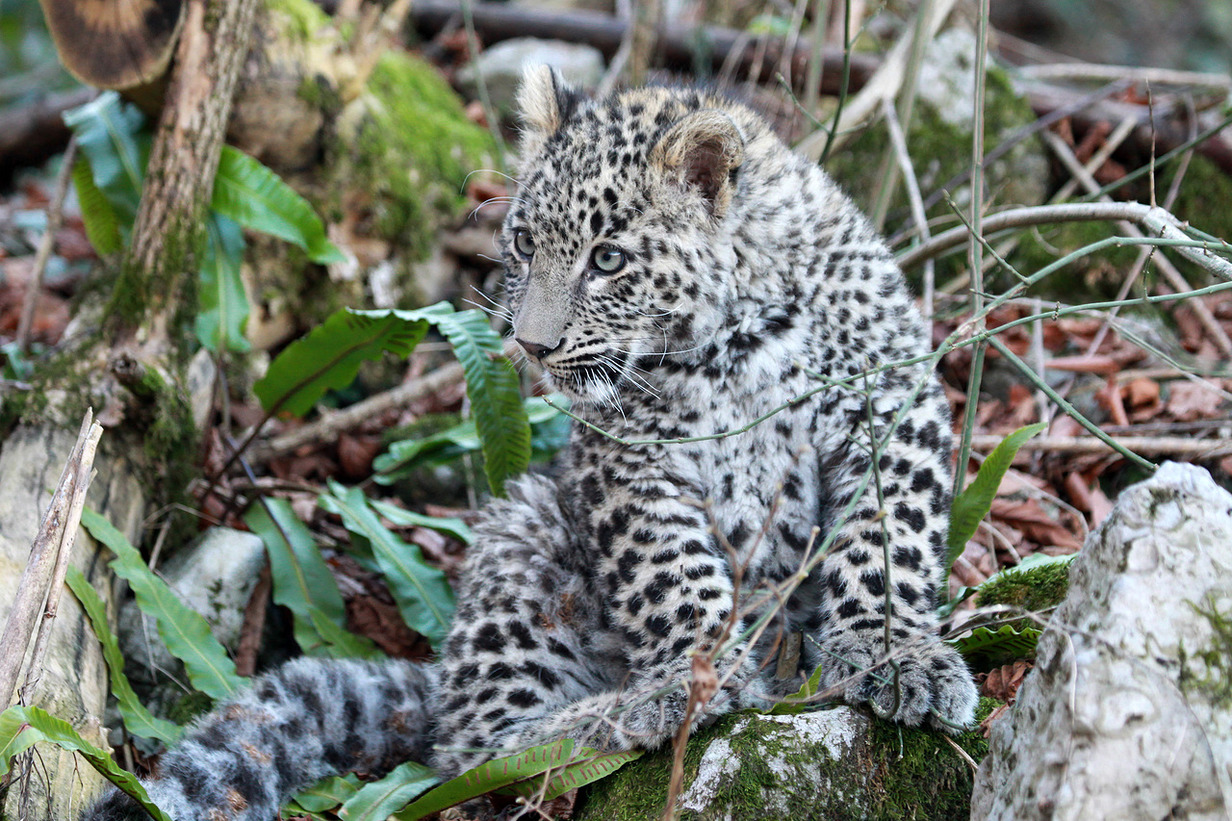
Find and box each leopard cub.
[84,68,976,821]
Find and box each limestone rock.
[456,38,605,114]
[971,462,1232,820]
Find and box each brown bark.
[110,0,262,343]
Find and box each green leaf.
[768,662,825,715]
[212,145,346,264]
[500,747,642,802]
[65,568,182,746]
[935,585,979,620]
[320,482,455,648]
[253,307,437,417]
[375,395,564,486]
[244,499,349,656]
[951,622,1042,668]
[62,92,147,226]
[426,309,529,495]
[947,422,1048,572]
[393,741,575,821]
[81,508,242,699]
[0,705,172,821]
[368,498,473,545]
[290,774,362,813]
[197,213,251,353]
[307,606,383,659]
[71,155,122,256]
[339,760,439,820]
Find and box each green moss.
[575,702,995,821]
[1161,154,1232,254]
[976,554,1074,614]
[264,0,331,42]
[1178,594,1232,709]
[164,690,214,726]
[330,51,497,280]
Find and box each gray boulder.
[971,462,1232,820]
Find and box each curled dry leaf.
[978,660,1033,703]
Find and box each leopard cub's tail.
[83,657,438,821]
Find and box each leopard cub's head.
[500,66,748,406]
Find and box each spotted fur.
[84,69,976,820]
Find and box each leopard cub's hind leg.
[430,474,611,777]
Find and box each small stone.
[119,527,266,691]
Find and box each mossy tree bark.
[0,1,258,817]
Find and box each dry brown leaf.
[990,498,1083,551]
[1164,380,1224,422]
[1046,354,1118,374]
[337,432,383,478]
[978,659,1033,703]
[979,702,1011,739]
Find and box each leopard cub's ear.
[650,110,746,219]
[515,65,584,156]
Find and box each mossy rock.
[235,0,500,343]
[575,701,996,821]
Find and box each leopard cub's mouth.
[538,352,631,405]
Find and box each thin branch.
[16,138,77,353]
[20,414,103,704]
[968,433,1232,459]
[881,98,934,318]
[1041,129,1232,357]
[953,0,991,497]
[251,360,465,464]
[897,202,1232,279]
[1017,63,1232,90]
[0,410,102,708]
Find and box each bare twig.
[16,138,77,353]
[897,202,1232,279]
[1017,63,1232,90]
[968,433,1232,459]
[881,98,934,318]
[0,410,103,708]
[252,361,465,463]
[20,414,103,704]
[952,0,992,495]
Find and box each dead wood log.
[0,0,259,816]
[0,87,94,188]
[408,0,879,93]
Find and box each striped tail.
[83,658,437,821]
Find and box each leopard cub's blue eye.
[513,229,535,258]
[591,245,625,274]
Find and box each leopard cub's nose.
[516,338,561,359]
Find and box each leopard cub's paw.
[816,628,977,733]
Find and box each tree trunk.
[0,0,258,817]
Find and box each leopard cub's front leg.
[811,376,977,732]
